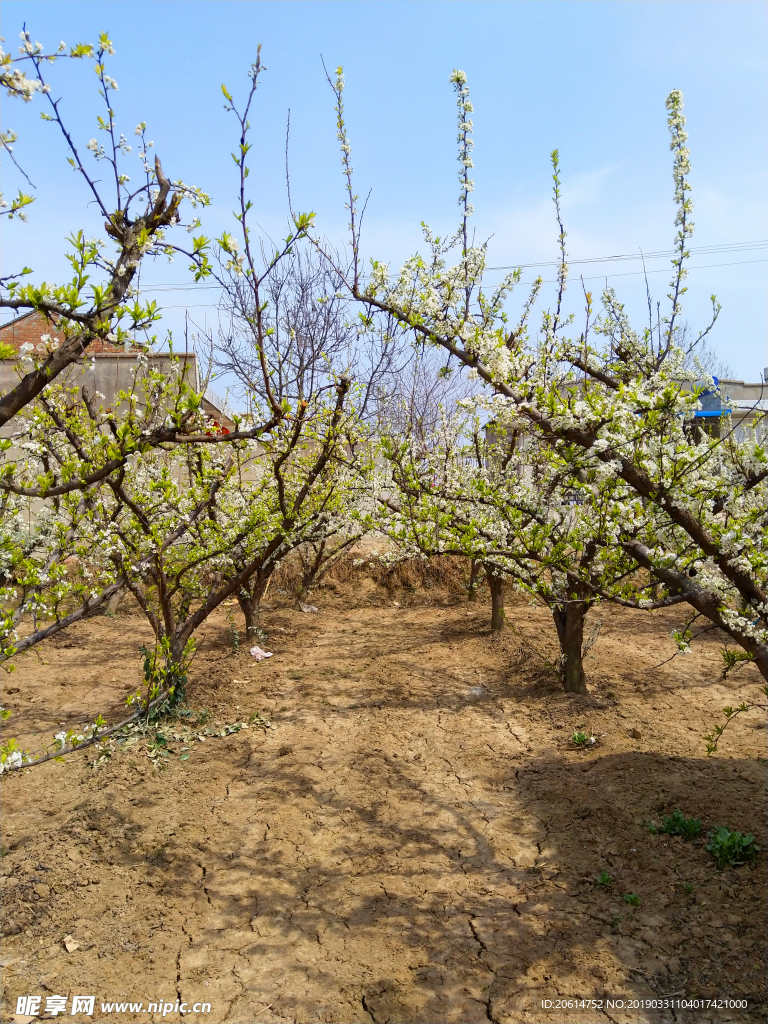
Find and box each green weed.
[225,607,240,655]
[706,827,761,870]
[648,809,702,840]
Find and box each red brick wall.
[0,310,138,354]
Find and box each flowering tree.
[0,29,213,659]
[374,407,689,692]
[230,384,369,633]
[321,68,768,682]
[0,43,372,773]
[0,31,216,426]
[75,377,356,658]
[0,38,323,663]
[0,358,236,664]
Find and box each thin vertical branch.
[323,60,361,293]
[663,89,694,360]
[550,149,568,340]
[450,70,475,316]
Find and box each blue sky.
[3,0,767,379]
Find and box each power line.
[153,255,767,307]
[486,239,767,272]
[511,256,767,286]
[138,238,767,293]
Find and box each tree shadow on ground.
[5,737,763,1023]
[2,601,766,1023]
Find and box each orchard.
[0,27,765,1024]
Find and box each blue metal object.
[692,376,724,417]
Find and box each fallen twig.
[1,689,171,773]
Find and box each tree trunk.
[237,591,260,640]
[236,570,273,639]
[165,637,191,706]
[104,586,124,615]
[296,540,325,601]
[468,559,482,603]
[169,639,186,670]
[552,601,590,694]
[487,567,505,631]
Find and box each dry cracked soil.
[1,576,766,1024]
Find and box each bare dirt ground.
[1,576,766,1024]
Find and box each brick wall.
[1,311,234,426]
[0,310,138,354]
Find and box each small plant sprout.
[248,710,271,728]
[706,827,762,870]
[721,647,756,679]
[571,730,597,748]
[126,638,196,714]
[621,892,641,906]
[704,686,768,754]
[648,810,702,840]
[595,870,613,887]
[225,606,240,655]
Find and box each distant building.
[0,310,234,430]
[688,377,768,441]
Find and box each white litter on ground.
[249,646,273,661]
[296,601,319,614]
